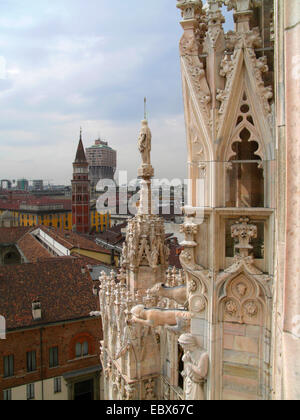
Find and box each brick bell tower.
[72,129,90,234]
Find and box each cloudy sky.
[0,0,233,186]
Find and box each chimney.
[32,301,42,321]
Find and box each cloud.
[0,113,187,184]
[0,0,233,185]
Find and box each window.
[75,341,89,358]
[26,351,36,372]
[49,347,59,368]
[83,341,89,357]
[3,355,14,378]
[225,95,265,209]
[27,383,35,400]
[3,389,12,401]
[54,377,62,394]
[75,343,81,358]
[70,333,94,360]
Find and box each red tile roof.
[94,223,127,246]
[39,226,110,254]
[17,232,54,263]
[74,135,88,164]
[0,192,71,212]
[0,259,99,330]
[0,227,33,245]
[71,253,105,266]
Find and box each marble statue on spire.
[138,119,152,167]
[137,100,154,180]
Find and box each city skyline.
[0,0,233,185]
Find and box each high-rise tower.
[72,130,90,234]
[85,139,117,197]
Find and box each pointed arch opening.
[225,93,265,208]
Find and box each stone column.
[282,0,300,401]
[273,0,300,401]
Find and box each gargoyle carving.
[147,283,187,307]
[131,305,193,328]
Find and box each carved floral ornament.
[180,32,199,56]
[181,249,194,263]
[122,215,169,270]
[225,297,259,319]
[183,56,211,107]
[216,27,273,136]
[180,222,198,237]
[225,299,238,316]
[244,300,258,317]
[231,217,257,256]
[188,278,198,293]
[206,8,225,46]
[189,294,207,313]
[220,273,265,325]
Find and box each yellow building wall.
[0,210,110,233]
[71,248,118,266]
[9,377,68,401]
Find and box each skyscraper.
[85,139,116,197]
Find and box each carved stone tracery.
[98,0,275,401]
[217,217,271,325]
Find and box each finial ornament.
[177,0,203,21]
[231,217,257,258]
[144,97,147,120]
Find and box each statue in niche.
[138,120,152,166]
[178,333,209,400]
